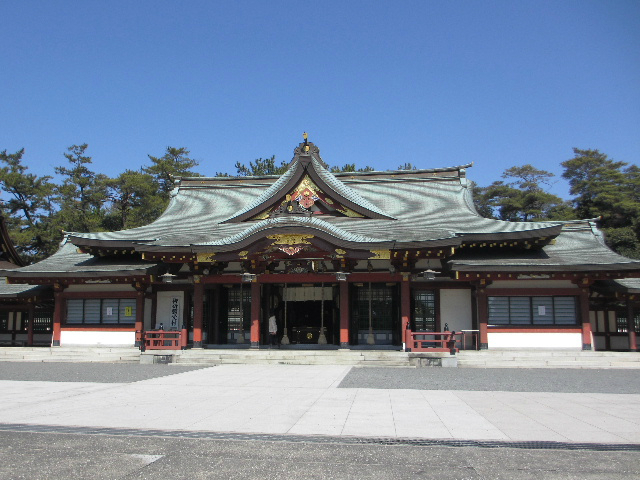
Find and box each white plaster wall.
[155,291,185,329]
[60,330,135,346]
[488,332,582,349]
[440,289,472,332]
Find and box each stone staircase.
[457,349,640,369]
[3,347,638,369]
[160,349,415,367]
[0,346,141,363]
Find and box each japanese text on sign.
[171,297,180,329]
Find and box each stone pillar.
[579,287,592,350]
[193,280,204,348]
[400,277,410,351]
[476,285,488,350]
[250,281,260,348]
[339,280,349,348]
[627,298,637,352]
[52,284,64,347]
[27,304,35,347]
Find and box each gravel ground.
[0,363,207,383]
[338,367,640,394]
[2,363,639,394]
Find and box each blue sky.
[1,0,638,198]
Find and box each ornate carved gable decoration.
[251,175,365,220]
[224,137,394,223]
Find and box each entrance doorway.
[270,284,338,346]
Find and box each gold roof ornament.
[196,253,216,263]
[303,132,310,152]
[268,233,314,245]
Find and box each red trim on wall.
[61,327,135,332]
[488,327,582,333]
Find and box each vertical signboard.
[155,291,184,330]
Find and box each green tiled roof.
[3,238,159,277]
[66,165,561,251]
[8,140,638,276]
[448,221,639,272]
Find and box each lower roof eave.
[0,285,49,298]
[450,263,640,274]
[456,225,563,243]
[5,270,155,281]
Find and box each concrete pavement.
[0,364,639,445]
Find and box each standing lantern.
[318,282,327,344]
[236,280,245,344]
[281,283,290,345]
[367,281,375,345]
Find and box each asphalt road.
[0,430,638,480]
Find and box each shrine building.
[2,138,639,352]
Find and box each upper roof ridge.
[221,138,395,223]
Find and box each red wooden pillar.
[134,283,145,347]
[250,280,261,348]
[579,287,592,350]
[193,281,204,348]
[27,304,35,346]
[339,280,349,348]
[400,277,410,350]
[476,285,488,350]
[52,285,64,347]
[627,298,637,352]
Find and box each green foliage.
[0,149,58,262]
[225,156,376,176]
[397,162,417,170]
[329,163,374,173]
[103,170,162,230]
[474,164,570,221]
[143,147,201,197]
[54,144,109,233]
[603,227,640,259]
[561,148,636,224]
[562,148,640,258]
[232,155,289,176]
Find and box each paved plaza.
[0,363,639,444]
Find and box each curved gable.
[222,141,395,223]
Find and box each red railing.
[405,330,459,353]
[142,329,187,350]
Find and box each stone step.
[457,353,640,368]
[160,349,413,367]
[176,358,411,367]
[0,356,141,363]
[457,350,640,357]
[0,347,140,363]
